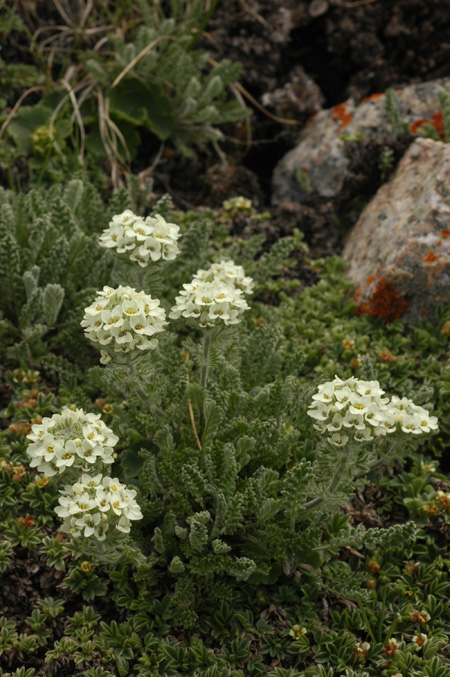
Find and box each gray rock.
[342,138,450,324]
[272,78,450,205]
[261,65,324,121]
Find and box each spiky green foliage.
[384,88,409,137]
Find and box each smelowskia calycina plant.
[26,206,439,605]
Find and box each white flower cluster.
[55,473,143,540]
[194,259,254,295]
[307,376,438,447]
[170,278,250,327]
[26,408,119,477]
[81,285,167,363]
[99,209,181,267]
[169,260,253,328]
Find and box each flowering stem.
[354,442,399,480]
[127,360,164,420]
[301,455,346,512]
[200,331,212,389]
[136,268,144,290]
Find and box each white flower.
[329,432,349,447]
[193,259,254,295]
[170,278,250,328]
[99,211,180,267]
[56,474,142,540]
[307,376,438,446]
[81,286,167,360]
[26,409,118,478]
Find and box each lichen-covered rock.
[342,138,450,324]
[272,78,450,205]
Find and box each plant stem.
[127,360,163,420]
[355,442,398,480]
[136,268,145,290]
[301,455,346,512]
[189,0,220,48]
[200,330,212,389]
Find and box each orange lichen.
[410,117,428,135]
[354,286,362,301]
[323,142,329,148]
[355,276,409,323]
[331,103,353,130]
[361,93,383,103]
[301,166,309,173]
[397,258,403,264]
[438,240,442,245]
[425,251,439,263]
[431,110,445,139]
[410,109,445,140]
[306,112,318,127]
[366,274,376,285]
[442,229,450,238]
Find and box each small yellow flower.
[411,610,431,624]
[412,633,427,649]
[355,641,370,657]
[441,320,450,337]
[368,560,380,574]
[289,624,307,639]
[383,638,401,656]
[436,490,450,509]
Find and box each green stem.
[200,330,212,389]
[136,268,145,290]
[188,0,220,48]
[127,360,163,420]
[355,442,398,480]
[301,455,346,512]
[357,600,377,645]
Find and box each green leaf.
[121,448,144,479]
[42,284,65,325]
[7,105,51,154]
[85,118,141,160]
[107,77,175,140]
